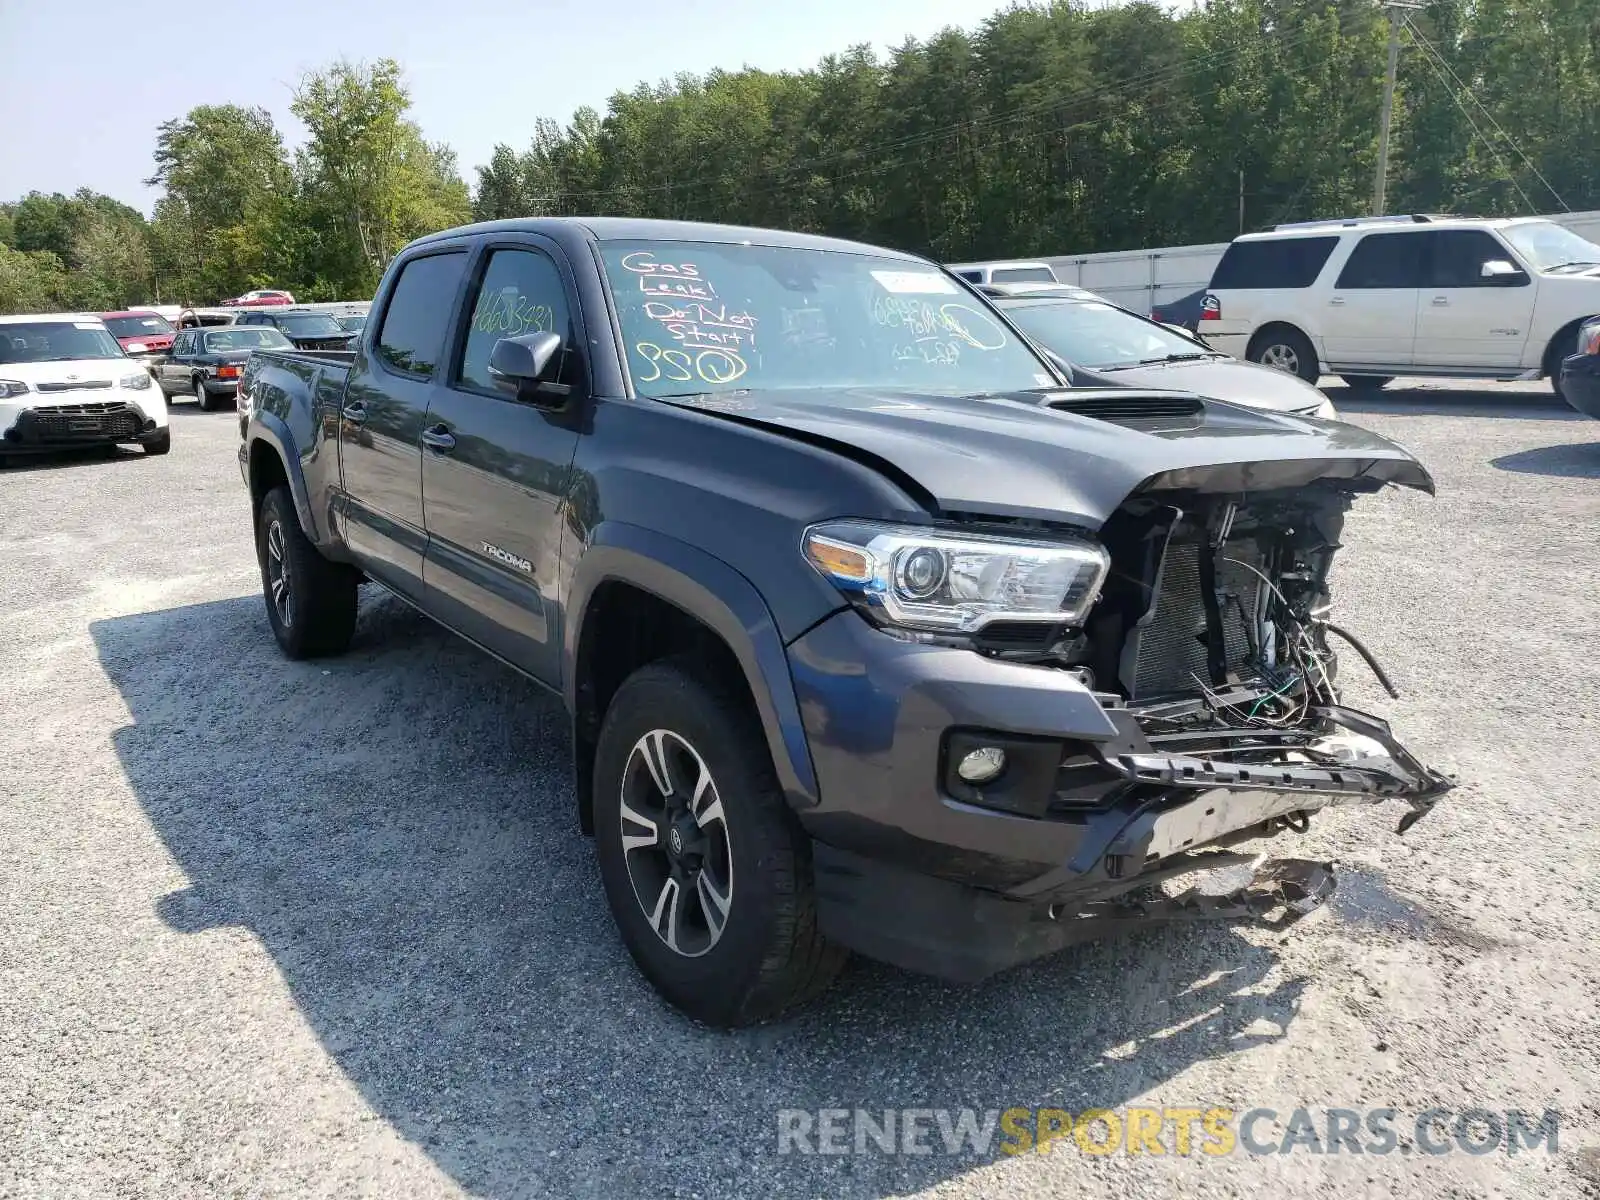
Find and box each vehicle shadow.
[93,593,1308,1199]
[1489,442,1600,478]
[1320,383,1583,421]
[0,444,131,472]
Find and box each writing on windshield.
[600,241,1050,398]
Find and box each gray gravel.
[2,383,1598,1199]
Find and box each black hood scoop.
[1047,392,1205,429]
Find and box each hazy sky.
[0,0,1025,214]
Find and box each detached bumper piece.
[4,402,152,448]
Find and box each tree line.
[2,0,1596,314]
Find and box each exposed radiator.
[1129,538,1267,699]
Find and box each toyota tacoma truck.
[237,217,1453,1027]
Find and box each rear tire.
[592,659,847,1027]
[1340,374,1392,391]
[194,378,217,412]
[1249,327,1320,383]
[255,485,358,659]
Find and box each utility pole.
[1373,1,1424,216]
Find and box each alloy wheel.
[619,728,734,958]
[1260,343,1300,374]
[265,520,293,628]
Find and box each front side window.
[458,248,574,394]
[1211,236,1340,289]
[375,252,469,377]
[1335,232,1428,289]
[1427,230,1519,288]
[598,240,1054,398]
[0,321,125,363]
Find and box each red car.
[219,290,296,308]
[100,310,177,360]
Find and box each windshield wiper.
[1544,260,1600,272]
[1101,352,1213,369]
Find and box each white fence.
[1017,209,1600,314]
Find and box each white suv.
[0,313,170,461]
[1201,214,1600,399]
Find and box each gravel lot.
[2,381,1598,1199]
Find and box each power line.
[1400,18,1537,214]
[1402,17,1568,211]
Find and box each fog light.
[956,746,1007,785]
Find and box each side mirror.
[487,331,570,406]
[1480,259,1529,286]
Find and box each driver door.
[419,238,586,686]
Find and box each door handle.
[1329,296,1345,306]
[420,423,456,452]
[341,401,367,422]
[1431,296,1450,306]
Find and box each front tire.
[1249,327,1320,383]
[255,485,358,659]
[593,660,847,1026]
[142,429,171,455]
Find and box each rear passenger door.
[418,238,585,686]
[1322,231,1426,367]
[337,249,470,599]
[1413,229,1535,369]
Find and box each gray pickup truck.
[238,217,1452,1027]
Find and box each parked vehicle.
[239,217,1451,1026]
[1202,214,1600,396]
[332,312,366,334]
[0,314,169,459]
[175,308,240,330]
[232,307,354,350]
[1148,287,1216,334]
[157,325,293,411]
[220,289,295,308]
[100,310,177,365]
[1559,317,1600,419]
[984,283,1336,417]
[947,260,1060,285]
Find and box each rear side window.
[992,266,1057,283]
[375,251,469,377]
[1210,237,1339,289]
[1335,232,1428,288]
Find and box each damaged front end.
[985,481,1454,921]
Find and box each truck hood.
[658,387,1433,528]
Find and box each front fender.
[565,522,830,812]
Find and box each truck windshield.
[598,240,1056,398]
[1500,221,1600,272]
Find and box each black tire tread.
[1340,374,1392,390]
[257,485,357,659]
[595,658,846,1026]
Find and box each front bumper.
[0,400,164,452]
[1560,351,1600,420]
[787,608,1452,980]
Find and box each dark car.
[157,326,294,410]
[1559,318,1600,418]
[233,307,355,350]
[237,216,1452,1027]
[983,284,1335,416]
[1148,287,1219,334]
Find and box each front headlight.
[803,520,1110,633]
[120,372,152,390]
[1581,319,1600,357]
[0,379,30,399]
